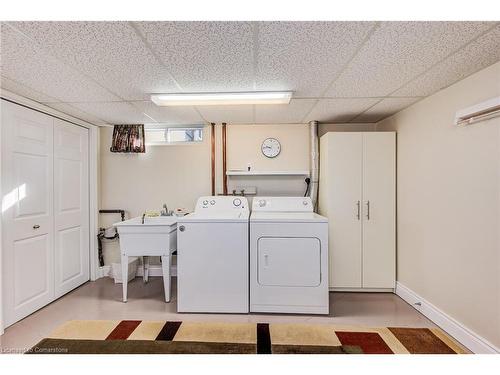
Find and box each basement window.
[145,125,203,145]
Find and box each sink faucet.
[161,203,173,216]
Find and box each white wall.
[227,124,310,172]
[226,124,310,197]
[225,123,375,198]
[319,123,376,137]
[99,125,211,263]
[99,123,312,262]
[377,62,500,349]
[99,122,375,263]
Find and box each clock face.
[261,138,281,158]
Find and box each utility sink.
[143,216,179,226]
[114,216,178,303]
[115,215,178,227]
[114,216,177,256]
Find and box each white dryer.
[177,196,249,313]
[250,197,329,314]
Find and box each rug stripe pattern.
[336,331,394,354]
[155,321,182,341]
[106,320,142,340]
[256,323,271,354]
[388,327,457,354]
[27,320,468,354]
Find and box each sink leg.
[161,255,171,303]
[143,256,150,283]
[121,254,128,302]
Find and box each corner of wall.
[385,61,500,349]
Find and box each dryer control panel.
[252,197,313,212]
[195,196,249,212]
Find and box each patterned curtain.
[110,125,145,153]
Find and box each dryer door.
[257,237,321,287]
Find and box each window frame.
[144,125,204,146]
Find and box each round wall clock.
[261,137,281,158]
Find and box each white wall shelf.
[226,170,310,176]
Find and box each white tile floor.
[0,277,435,352]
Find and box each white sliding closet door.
[362,132,396,288]
[54,119,89,298]
[1,101,55,326]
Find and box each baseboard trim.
[96,264,177,279]
[97,265,111,278]
[330,287,394,292]
[396,282,499,354]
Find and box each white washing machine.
[250,197,329,314]
[177,196,249,313]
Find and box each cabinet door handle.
[356,201,360,220]
[366,201,370,220]
[33,224,40,229]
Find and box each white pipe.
[309,120,319,212]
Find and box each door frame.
[0,90,100,335]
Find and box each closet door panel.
[325,133,363,288]
[362,132,396,288]
[12,152,48,219]
[13,235,51,308]
[1,100,54,327]
[53,119,89,298]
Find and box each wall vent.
[455,96,500,126]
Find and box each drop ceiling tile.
[304,98,380,123]
[392,25,500,97]
[134,22,255,92]
[325,22,496,98]
[197,105,254,124]
[8,21,180,101]
[0,24,121,103]
[44,102,109,125]
[67,102,151,124]
[352,97,420,123]
[256,22,376,97]
[132,101,205,124]
[1,76,60,103]
[254,99,316,124]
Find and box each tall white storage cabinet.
[1,100,89,327]
[319,132,395,291]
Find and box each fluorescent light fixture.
[150,91,292,106]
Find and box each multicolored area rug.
[27,320,468,354]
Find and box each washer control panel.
[196,196,248,211]
[252,197,313,212]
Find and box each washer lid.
[250,211,327,223]
[178,211,249,223]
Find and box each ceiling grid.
[1,21,499,125]
[348,21,500,122]
[299,22,382,123]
